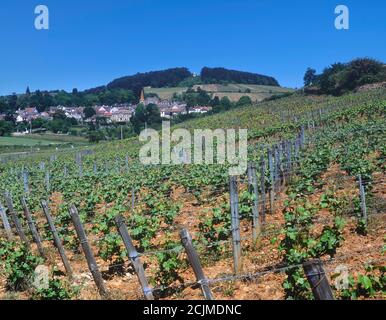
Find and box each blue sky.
[0,0,385,95]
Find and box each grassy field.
[192,83,294,93]
[0,134,87,152]
[22,133,88,143]
[0,136,63,146]
[144,86,187,100]
[145,83,294,102]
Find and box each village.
[1,90,212,134]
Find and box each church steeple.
[140,89,145,104]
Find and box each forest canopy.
[200,67,280,86]
[105,68,192,96]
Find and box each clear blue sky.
[1,0,385,95]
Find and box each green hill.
[145,83,294,102]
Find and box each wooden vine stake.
[69,205,108,299]
[300,126,305,148]
[78,159,83,177]
[23,171,29,194]
[0,202,13,240]
[125,156,129,171]
[131,186,135,210]
[180,228,214,300]
[229,175,242,274]
[114,215,154,300]
[247,162,261,242]
[4,191,29,247]
[303,259,334,300]
[358,175,368,224]
[259,156,266,223]
[267,149,275,214]
[41,200,73,278]
[45,171,50,191]
[21,197,45,258]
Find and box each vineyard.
[0,88,385,300]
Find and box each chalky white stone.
[33,265,49,290]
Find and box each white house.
[111,110,133,123]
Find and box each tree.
[130,103,161,134]
[201,67,279,86]
[84,106,96,119]
[184,93,196,114]
[53,110,67,120]
[196,87,211,105]
[220,96,232,110]
[4,113,16,124]
[237,96,252,107]
[107,68,192,97]
[9,93,18,109]
[146,103,162,125]
[87,130,104,143]
[41,92,54,111]
[182,87,212,112]
[17,95,30,109]
[30,90,45,111]
[178,75,203,87]
[46,119,70,134]
[318,63,345,95]
[96,116,108,127]
[0,121,14,136]
[0,98,8,113]
[210,96,220,107]
[55,91,73,106]
[304,58,386,96]
[83,94,99,106]
[341,58,384,90]
[132,103,146,122]
[31,118,46,129]
[303,68,317,87]
[26,86,31,95]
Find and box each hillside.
[84,67,281,98]
[0,87,385,300]
[174,90,384,131]
[145,83,294,102]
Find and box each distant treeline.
[200,67,279,86]
[304,58,386,95]
[0,88,137,114]
[104,68,192,96]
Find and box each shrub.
[0,239,43,291]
